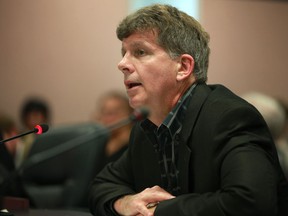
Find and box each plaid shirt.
[141,83,196,195]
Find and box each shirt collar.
[141,83,197,137]
[160,83,197,134]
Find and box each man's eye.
[135,49,146,56]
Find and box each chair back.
[21,123,108,209]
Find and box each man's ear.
[176,54,194,81]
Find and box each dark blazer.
[89,84,288,216]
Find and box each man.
[89,4,288,216]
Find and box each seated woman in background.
[92,90,134,164]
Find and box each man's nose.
[118,55,133,74]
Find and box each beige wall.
[202,0,288,97]
[1,0,288,127]
[0,0,128,126]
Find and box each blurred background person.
[0,113,19,160]
[242,92,288,179]
[18,97,51,164]
[277,98,288,141]
[92,90,134,165]
[0,112,29,202]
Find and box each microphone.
[18,107,149,171]
[0,124,49,144]
[106,107,150,131]
[0,124,49,194]
[130,107,150,122]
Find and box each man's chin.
[127,93,148,109]
[129,100,145,110]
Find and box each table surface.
[7,209,92,216]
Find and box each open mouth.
[127,83,142,89]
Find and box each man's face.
[118,31,180,110]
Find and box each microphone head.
[130,107,150,122]
[34,124,49,135]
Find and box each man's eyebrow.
[130,41,144,47]
[121,41,146,54]
[131,39,148,47]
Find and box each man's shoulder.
[204,83,234,94]
[194,83,252,112]
[199,83,243,101]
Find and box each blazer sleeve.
[89,131,136,216]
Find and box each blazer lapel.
[177,84,211,193]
